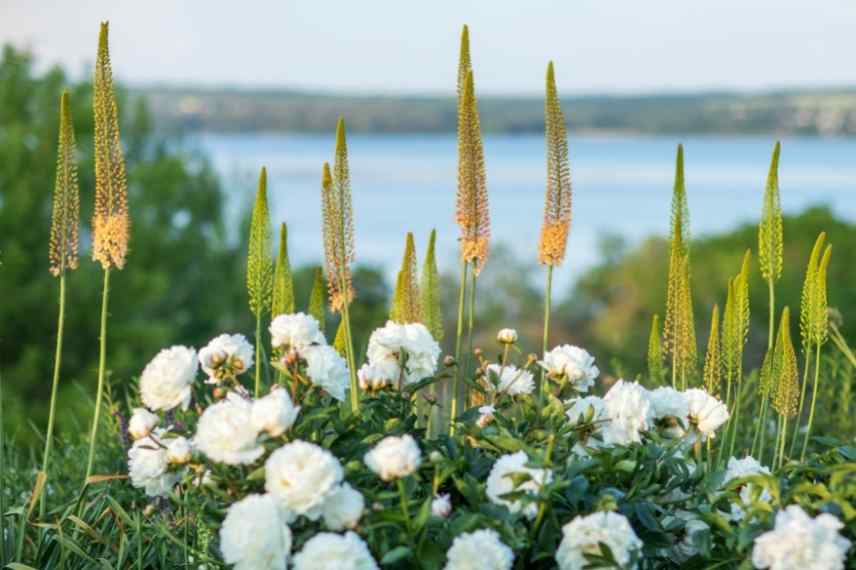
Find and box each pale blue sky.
[2,0,855,95]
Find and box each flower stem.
[85,268,111,480]
[40,274,66,520]
[727,380,744,459]
[464,270,477,408]
[756,394,770,465]
[254,312,262,397]
[789,346,812,457]
[396,479,413,533]
[538,265,554,414]
[800,341,823,462]
[340,296,360,414]
[767,278,775,351]
[772,413,783,469]
[449,260,469,435]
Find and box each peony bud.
[431,493,452,518]
[497,328,518,345]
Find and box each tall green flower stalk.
[390,232,421,323]
[770,308,798,470]
[789,232,825,455]
[247,167,273,398]
[421,229,443,435]
[721,251,750,458]
[272,222,295,317]
[43,91,80,516]
[321,119,359,413]
[703,305,722,397]
[87,22,130,480]
[801,242,832,461]
[451,25,489,432]
[759,142,783,351]
[420,229,443,341]
[647,314,663,384]
[663,145,696,390]
[308,267,327,332]
[538,61,572,408]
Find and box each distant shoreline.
[135,85,856,136]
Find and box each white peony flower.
[539,345,599,393]
[358,360,400,391]
[322,483,365,531]
[139,345,198,411]
[193,393,263,465]
[269,313,326,353]
[685,389,729,441]
[648,387,690,438]
[566,396,608,454]
[723,456,772,521]
[443,529,514,570]
[556,511,643,570]
[486,364,535,396]
[303,345,349,401]
[220,494,292,570]
[432,493,452,518]
[198,333,253,382]
[292,531,378,570]
[127,432,178,497]
[364,434,421,481]
[497,328,518,344]
[365,321,440,385]
[128,407,159,440]
[602,380,653,445]
[266,441,343,517]
[251,388,300,437]
[486,451,552,520]
[752,505,851,570]
[477,405,496,428]
[165,436,192,465]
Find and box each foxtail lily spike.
[247,167,273,397]
[420,229,444,341]
[759,142,783,350]
[391,232,421,324]
[272,222,295,317]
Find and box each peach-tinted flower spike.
[91,21,130,270]
[539,61,572,266]
[455,70,489,275]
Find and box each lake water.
[197,133,856,289]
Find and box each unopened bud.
[497,328,518,345]
[443,355,456,367]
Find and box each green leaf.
[381,545,412,565]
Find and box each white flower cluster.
[752,505,851,570]
[540,345,600,393]
[444,529,514,570]
[364,434,422,481]
[359,320,440,389]
[566,380,729,451]
[269,313,350,401]
[486,451,552,519]
[555,511,642,570]
[217,440,366,568]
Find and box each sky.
[2,0,856,95]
